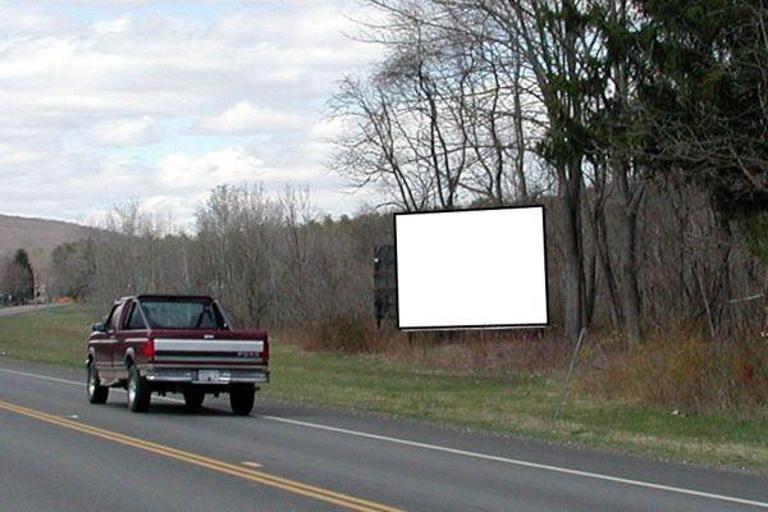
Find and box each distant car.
[86,294,269,415]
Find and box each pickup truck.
[86,294,269,415]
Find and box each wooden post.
[554,327,587,422]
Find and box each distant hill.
[0,214,88,256]
[0,214,91,284]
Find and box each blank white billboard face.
[395,206,548,330]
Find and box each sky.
[0,0,383,229]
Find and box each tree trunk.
[595,208,624,328]
[616,161,642,346]
[511,54,528,202]
[560,159,585,340]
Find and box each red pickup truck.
[86,294,269,415]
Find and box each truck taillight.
[141,338,155,359]
[263,336,269,363]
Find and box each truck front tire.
[229,383,255,415]
[87,361,109,404]
[127,365,151,412]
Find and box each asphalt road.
[0,359,767,511]
[0,304,53,317]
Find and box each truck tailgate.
[151,330,267,366]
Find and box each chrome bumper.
[142,366,269,384]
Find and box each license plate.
[198,370,220,382]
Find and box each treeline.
[48,178,764,345]
[49,186,390,330]
[330,0,768,343]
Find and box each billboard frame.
[393,205,550,331]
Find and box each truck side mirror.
[91,322,107,333]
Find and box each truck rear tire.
[86,361,109,404]
[127,365,151,413]
[229,383,255,416]
[183,389,205,412]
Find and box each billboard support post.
[553,327,588,422]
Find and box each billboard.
[394,206,548,330]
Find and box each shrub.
[299,316,382,354]
[580,332,768,418]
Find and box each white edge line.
[1,366,766,509]
[259,415,768,509]
[0,367,185,403]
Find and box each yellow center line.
[0,400,403,512]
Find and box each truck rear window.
[139,300,224,329]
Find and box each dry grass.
[285,317,768,420]
[579,330,768,418]
[280,317,571,377]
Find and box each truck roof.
[116,294,216,303]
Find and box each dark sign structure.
[373,245,397,328]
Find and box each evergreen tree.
[3,249,35,304]
[633,0,768,218]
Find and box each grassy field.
[1,304,767,474]
[0,304,101,365]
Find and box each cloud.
[0,1,385,225]
[196,102,304,134]
[86,116,164,146]
[93,17,131,35]
[157,147,268,189]
[310,116,345,140]
[0,5,71,37]
[0,144,46,166]
[137,193,209,231]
